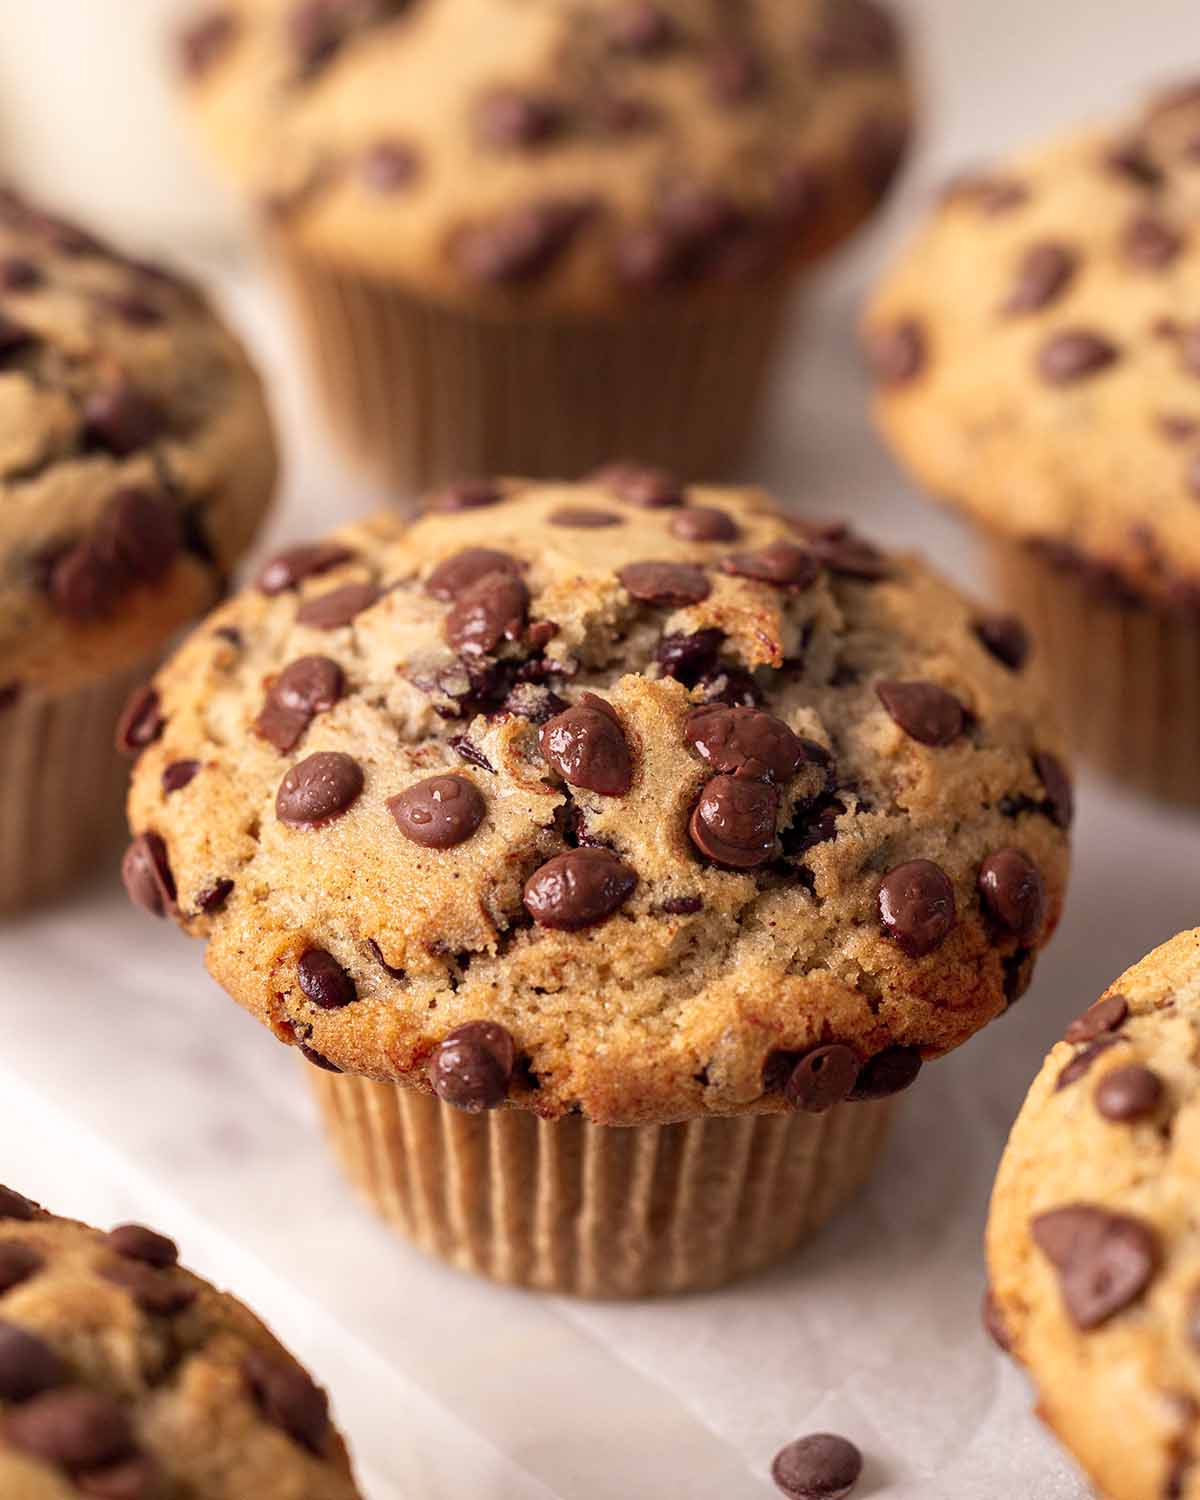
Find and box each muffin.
[986,929,1200,1500]
[123,474,1070,1297]
[0,1185,360,1497]
[0,186,276,912]
[865,79,1200,807]
[176,0,913,494]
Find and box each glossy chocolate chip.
[4,1389,135,1469]
[362,139,420,192]
[1037,329,1120,383]
[973,614,1030,670]
[243,1349,329,1454]
[523,848,637,929]
[107,1224,177,1267]
[878,860,956,958]
[771,1433,863,1500]
[689,775,779,868]
[161,760,200,796]
[1001,241,1077,314]
[1056,1037,1119,1092]
[1031,1204,1159,1329]
[425,547,521,601]
[540,694,632,796]
[0,1322,67,1403]
[1065,994,1129,1044]
[297,581,380,629]
[445,573,530,656]
[475,88,564,149]
[606,1,677,53]
[388,774,486,849]
[1035,751,1074,828]
[83,377,165,455]
[670,507,739,543]
[453,196,595,283]
[121,834,176,917]
[115,684,163,757]
[784,1046,860,1113]
[721,541,819,589]
[428,1021,516,1112]
[1095,1064,1163,1123]
[619,560,711,606]
[427,480,502,513]
[847,1045,923,1100]
[298,948,357,1010]
[0,1243,42,1293]
[657,628,724,685]
[0,1189,38,1223]
[257,543,355,596]
[548,507,623,528]
[876,680,965,746]
[255,655,344,755]
[593,463,684,508]
[276,751,363,828]
[684,704,806,781]
[978,849,1046,942]
[866,319,925,384]
[1124,213,1183,268]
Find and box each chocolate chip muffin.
[124,474,1070,1296]
[0,186,276,912]
[176,0,913,493]
[986,929,1200,1500]
[865,78,1200,806]
[0,1185,360,1498]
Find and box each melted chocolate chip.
[548,506,623,528]
[1065,994,1128,1044]
[83,377,165,455]
[1001,241,1077,314]
[878,860,956,957]
[48,488,181,623]
[243,1349,329,1454]
[973,613,1030,670]
[0,1243,42,1293]
[721,541,819,589]
[875,680,965,746]
[0,1321,67,1403]
[3,1389,135,1469]
[696,665,762,708]
[783,1046,860,1113]
[978,849,1046,942]
[866,319,925,384]
[1031,1204,1159,1329]
[1037,329,1120,383]
[121,834,176,917]
[115,684,164,757]
[445,572,530,656]
[523,848,637,929]
[161,760,200,795]
[428,1021,516,1111]
[847,1045,923,1100]
[388,773,486,849]
[257,543,355,596]
[684,704,806,781]
[297,581,380,629]
[592,462,684,508]
[670,506,739,543]
[1095,1063,1163,1123]
[276,751,363,828]
[255,655,344,755]
[540,694,632,796]
[689,775,779,868]
[425,547,521,600]
[107,1224,177,1267]
[619,560,711,606]
[657,628,724,685]
[771,1432,863,1500]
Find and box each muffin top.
[0,186,276,701]
[865,79,1200,611]
[124,475,1071,1126]
[986,929,1200,1500]
[0,1186,359,1499]
[177,0,913,315]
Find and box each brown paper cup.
[269,240,795,499]
[990,537,1200,806]
[307,1067,896,1298]
[0,665,146,914]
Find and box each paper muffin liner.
[268,240,795,499]
[0,664,147,914]
[306,1067,896,1298]
[989,536,1200,806]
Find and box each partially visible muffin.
[0,1186,359,1498]
[987,929,1200,1500]
[0,185,276,910]
[176,0,914,490]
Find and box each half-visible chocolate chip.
[161,760,200,796]
[452,196,595,284]
[107,1224,177,1267]
[1037,329,1120,384]
[548,507,623,528]
[720,541,819,589]
[983,1288,1012,1353]
[977,849,1046,942]
[257,543,354,596]
[425,547,521,601]
[3,1389,135,1469]
[1095,1064,1163,1123]
[276,751,363,828]
[0,1322,66,1403]
[523,848,637,929]
[0,1244,41,1293]
[1035,751,1074,828]
[1056,1037,1119,1092]
[973,614,1029,670]
[427,480,502,513]
[428,1021,516,1112]
[388,773,486,849]
[1031,1204,1159,1329]
[670,507,739,543]
[1065,994,1128,1044]
[875,680,965,746]
[657,628,724,685]
[361,139,420,192]
[866,319,925,384]
[1123,213,1183,269]
[243,1348,329,1454]
[689,775,779,868]
[475,88,564,149]
[445,573,530,656]
[298,948,357,1009]
[121,833,176,917]
[83,377,165,455]
[540,694,632,796]
[878,860,956,957]
[101,1257,195,1316]
[847,1045,923,1100]
[297,581,380,630]
[0,256,41,292]
[771,1432,863,1500]
[1001,241,1077,315]
[619,560,711,606]
[592,462,684,508]
[196,878,234,915]
[784,1046,860,1113]
[0,1189,38,1223]
[255,655,344,755]
[684,704,806,781]
[115,684,163,757]
[797,522,890,582]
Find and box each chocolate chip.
[783,1046,860,1113]
[297,580,380,629]
[1123,213,1183,268]
[540,694,632,796]
[1095,1064,1163,1123]
[875,680,965,746]
[866,319,925,385]
[160,760,199,796]
[196,878,234,915]
[107,1224,177,1267]
[1106,140,1163,189]
[121,833,176,917]
[548,507,623,528]
[83,377,165,455]
[101,1257,195,1316]
[619,560,711,606]
[452,197,595,284]
[606,1,677,53]
[76,1455,164,1500]
[1031,1204,1159,1329]
[720,541,819,589]
[362,139,420,192]
[689,775,779,868]
[257,543,355,596]
[115,684,163,757]
[428,1021,516,1111]
[0,1189,38,1223]
[388,773,485,849]
[0,1243,41,1293]
[661,895,702,915]
[0,683,20,714]
[288,0,353,74]
[4,1389,135,1469]
[0,255,40,292]
[684,704,806,781]
[0,1322,66,1403]
[1035,751,1074,828]
[1057,1036,1119,1091]
[295,948,356,1011]
[179,9,239,77]
[1037,329,1120,383]
[427,480,502,513]
[847,1045,923,1100]
[255,655,344,755]
[276,751,363,828]
[853,114,909,198]
[973,613,1029,670]
[983,1288,1012,1353]
[771,1432,862,1500]
[878,860,956,958]
[100,291,164,328]
[796,522,890,582]
[657,628,724,685]
[594,463,685,509]
[426,548,521,601]
[811,0,900,69]
[670,507,739,543]
[978,849,1046,942]
[1001,242,1077,315]
[100,488,181,585]
[475,88,564,149]
[243,1349,329,1454]
[0,312,33,363]
[696,665,762,708]
[1065,994,1128,1044]
[707,42,766,105]
[445,572,530,656]
[523,847,637,929]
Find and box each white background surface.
[2,3,1199,1496]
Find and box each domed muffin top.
[0,187,276,702]
[0,1187,359,1499]
[865,79,1200,611]
[986,929,1200,1500]
[177,0,912,313]
[125,475,1070,1126]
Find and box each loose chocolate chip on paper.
[107,1224,177,1267]
[784,1046,860,1113]
[298,948,357,1010]
[973,613,1029,670]
[865,318,925,384]
[689,775,779,868]
[793,521,889,582]
[428,1021,516,1111]
[684,705,806,781]
[670,506,739,542]
[619,560,711,606]
[3,1388,136,1469]
[1037,329,1120,383]
[1001,241,1077,314]
[876,680,965,746]
[977,849,1046,942]
[0,1321,67,1403]
[445,572,530,655]
[540,695,632,796]
[425,547,521,600]
[276,751,363,828]
[720,541,818,589]
[1065,993,1129,1043]
[257,543,355,596]
[878,860,956,957]
[388,773,486,849]
[297,580,381,629]
[122,833,176,917]
[1095,1064,1163,1122]
[0,1243,42,1293]
[1031,1204,1159,1329]
[115,684,164,757]
[771,1432,863,1500]
[243,1348,329,1454]
[523,848,637,929]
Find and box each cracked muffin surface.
[0,185,276,700]
[986,930,1200,1500]
[125,476,1071,1126]
[0,1187,359,1499]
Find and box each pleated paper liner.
[269,239,795,499]
[990,537,1200,807]
[307,1067,896,1298]
[0,663,148,914]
